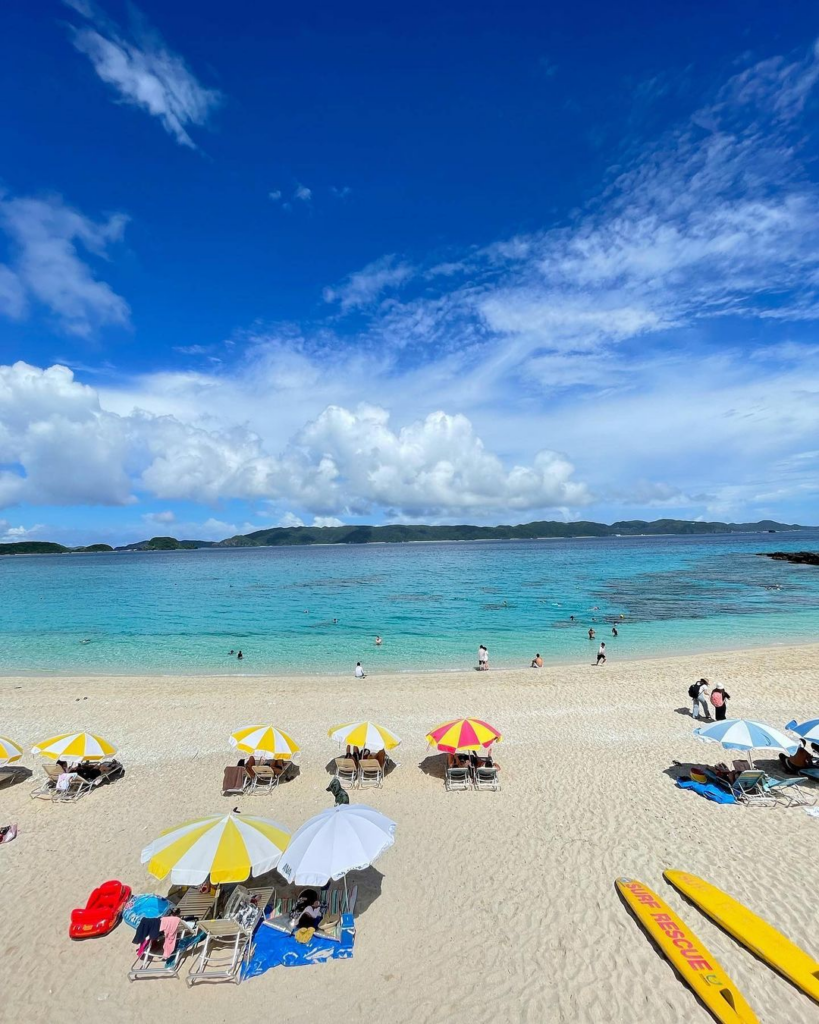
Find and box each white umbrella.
[0,736,23,767]
[693,719,797,768]
[278,805,396,887]
[786,719,819,743]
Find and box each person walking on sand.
[531,653,543,668]
[688,678,711,720]
[596,642,607,665]
[478,645,489,671]
[710,684,731,721]
[354,661,366,678]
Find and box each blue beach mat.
[676,779,736,804]
[244,916,355,979]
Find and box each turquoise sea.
[2,532,818,675]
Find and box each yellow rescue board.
[665,870,819,1004]
[616,878,759,1024]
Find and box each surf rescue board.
[616,877,758,1024]
[664,870,819,1004]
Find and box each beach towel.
[0,824,17,845]
[160,915,181,958]
[676,779,736,804]
[222,766,246,793]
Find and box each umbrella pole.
[748,748,754,770]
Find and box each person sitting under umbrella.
[779,739,818,774]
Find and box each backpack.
[688,683,700,699]
[710,690,723,707]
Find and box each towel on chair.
[222,766,246,792]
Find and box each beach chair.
[760,773,815,807]
[128,918,201,981]
[187,897,261,986]
[359,758,383,789]
[474,765,500,792]
[248,764,278,793]
[173,888,217,922]
[242,885,275,914]
[334,757,359,790]
[727,770,777,808]
[445,766,472,791]
[262,894,297,933]
[317,884,358,941]
[222,765,249,795]
[800,767,819,782]
[54,772,95,803]
[30,763,61,800]
[92,760,124,787]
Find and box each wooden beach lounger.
[358,758,383,789]
[173,889,217,921]
[334,757,358,789]
[186,892,261,986]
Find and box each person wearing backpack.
[688,678,711,720]
[710,685,730,721]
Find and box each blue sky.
[2,0,819,544]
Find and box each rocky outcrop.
[762,551,819,566]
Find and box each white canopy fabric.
[693,718,797,768]
[278,805,396,887]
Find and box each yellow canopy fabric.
[141,813,291,885]
[0,736,23,765]
[31,732,116,761]
[229,725,300,759]
[426,718,502,753]
[328,721,401,752]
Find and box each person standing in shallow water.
[588,627,595,640]
[237,650,243,660]
[478,645,489,670]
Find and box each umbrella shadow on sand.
[346,866,385,920]
[0,766,32,789]
[417,753,448,780]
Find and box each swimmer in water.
[611,625,618,637]
[375,635,382,646]
[80,639,91,644]
[229,649,235,655]
[588,628,595,640]
[333,618,338,624]
[237,650,243,660]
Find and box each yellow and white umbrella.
[229,725,300,760]
[32,732,116,762]
[328,721,401,753]
[0,736,23,766]
[141,813,291,885]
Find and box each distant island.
[761,551,819,566]
[0,520,811,556]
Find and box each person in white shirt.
[690,679,711,720]
[478,645,488,670]
[354,662,366,678]
[596,642,606,665]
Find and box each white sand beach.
[2,645,819,1023]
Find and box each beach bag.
[710,690,723,707]
[688,683,700,699]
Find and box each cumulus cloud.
[64,1,222,148]
[312,516,344,527]
[0,520,45,543]
[294,184,312,202]
[0,362,590,519]
[142,510,175,524]
[0,192,129,336]
[323,255,414,312]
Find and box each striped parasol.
[426,717,502,753]
[229,725,300,760]
[786,719,819,743]
[141,813,291,885]
[0,736,23,766]
[32,732,116,761]
[328,721,401,752]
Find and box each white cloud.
[331,186,351,199]
[294,184,312,202]
[142,510,175,524]
[0,192,129,336]
[323,255,414,312]
[268,190,282,201]
[65,1,222,148]
[0,520,45,543]
[278,512,304,528]
[312,516,344,527]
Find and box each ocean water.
[1,532,818,675]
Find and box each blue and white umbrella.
[786,719,819,743]
[693,719,797,768]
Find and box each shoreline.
[3,634,818,680]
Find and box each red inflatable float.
[69,880,132,939]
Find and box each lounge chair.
[30,763,62,800]
[474,765,500,791]
[242,885,275,914]
[317,884,358,941]
[186,895,261,986]
[759,774,815,807]
[359,758,383,789]
[128,918,201,981]
[222,765,249,795]
[334,757,358,790]
[800,767,819,782]
[173,888,217,922]
[92,760,124,787]
[706,768,776,807]
[445,766,472,791]
[262,894,296,933]
[248,763,287,792]
[55,772,95,803]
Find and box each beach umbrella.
[278,805,396,887]
[426,718,502,753]
[32,732,116,762]
[786,719,819,744]
[693,719,797,768]
[328,721,401,752]
[141,813,291,886]
[229,725,300,760]
[0,736,23,766]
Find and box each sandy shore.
[2,645,819,1023]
